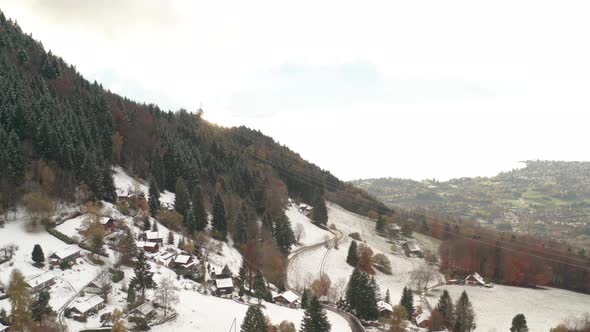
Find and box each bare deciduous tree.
[409,265,440,292]
[156,276,179,317]
[294,224,305,244]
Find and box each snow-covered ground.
[113,166,175,207]
[286,204,332,247]
[0,211,103,313]
[288,202,429,306]
[430,284,590,331]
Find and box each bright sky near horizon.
[2,0,589,181]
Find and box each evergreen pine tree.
[376,215,386,233]
[167,231,175,245]
[436,289,454,328]
[192,185,208,231]
[127,286,136,303]
[385,289,391,304]
[151,220,159,232]
[212,192,227,239]
[454,290,476,332]
[311,196,328,226]
[31,290,52,322]
[8,269,33,332]
[148,178,160,217]
[300,297,331,332]
[240,305,268,332]
[142,217,151,231]
[274,215,296,254]
[253,272,268,301]
[185,209,197,234]
[301,288,310,309]
[31,244,45,266]
[510,314,528,332]
[346,240,358,266]
[129,251,157,299]
[174,177,190,217]
[261,211,273,232]
[400,287,414,318]
[233,205,249,246]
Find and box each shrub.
[372,253,392,275]
[349,232,362,241]
[111,269,124,283]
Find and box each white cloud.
[1,0,589,180]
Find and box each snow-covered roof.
[71,295,104,314]
[377,301,393,313]
[174,255,191,264]
[416,311,430,325]
[466,272,485,285]
[50,245,81,259]
[404,241,421,252]
[137,241,158,248]
[275,290,299,303]
[99,217,113,225]
[215,278,234,289]
[133,302,155,316]
[145,231,163,240]
[26,273,55,288]
[0,322,8,331]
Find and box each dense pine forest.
[0,10,387,217]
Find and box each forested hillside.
[353,161,590,250]
[0,10,388,223]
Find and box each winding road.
[285,227,365,332]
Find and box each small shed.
[0,322,8,332]
[69,295,105,317]
[273,290,299,307]
[137,241,160,253]
[131,302,156,319]
[402,241,422,257]
[26,273,56,293]
[99,217,117,233]
[215,278,234,295]
[415,311,430,328]
[377,301,393,316]
[49,245,82,265]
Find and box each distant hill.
[352,160,590,250]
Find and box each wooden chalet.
[49,245,82,265]
[99,217,117,233]
[415,311,430,328]
[172,254,197,270]
[131,302,156,319]
[402,240,422,257]
[214,278,234,295]
[273,290,299,308]
[465,272,491,287]
[26,273,56,293]
[377,301,393,317]
[68,295,105,317]
[144,231,164,244]
[137,241,160,253]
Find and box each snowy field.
[286,204,332,247]
[431,284,590,331]
[0,211,103,313]
[289,202,430,306]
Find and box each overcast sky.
[2,0,589,181]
